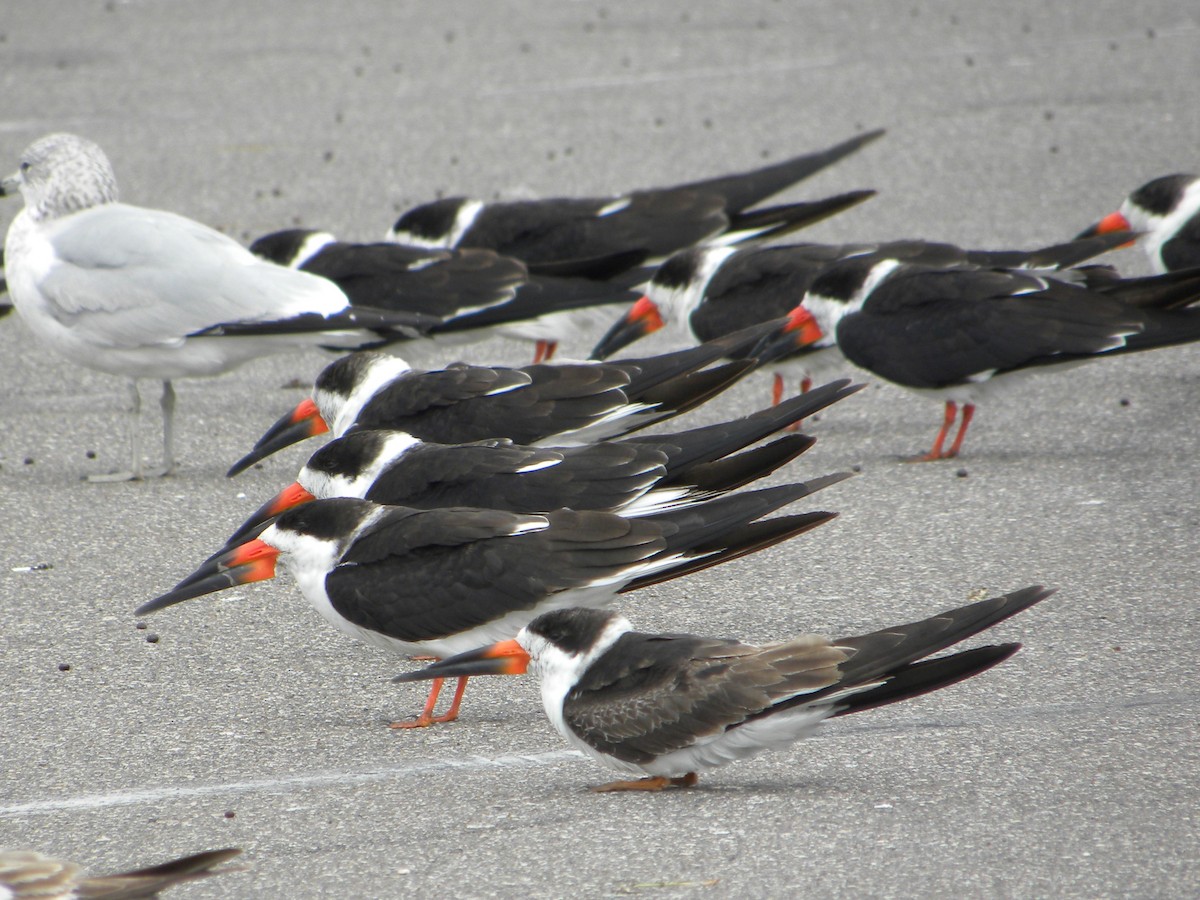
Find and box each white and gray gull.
[0,133,427,480]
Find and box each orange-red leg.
[785,376,815,431]
[390,676,470,729]
[772,373,784,407]
[913,400,958,462]
[945,402,976,458]
[533,340,559,364]
[591,772,699,793]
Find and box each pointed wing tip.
[134,596,172,616]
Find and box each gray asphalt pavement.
[1,2,1198,897]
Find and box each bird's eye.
[19,161,30,173]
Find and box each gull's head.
[1,133,118,222]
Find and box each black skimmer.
[394,586,1052,791]
[0,133,431,481]
[138,481,846,728]
[225,324,780,475]
[591,242,860,407]
[1077,173,1200,273]
[784,254,1200,460]
[386,131,885,266]
[217,379,864,549]
[591,234,1135,405]
[250,228,647,363]
[0,847,242,897]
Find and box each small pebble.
[85,450,97,459]
[851,464,863,473]
[146,634,160,644]
[135,621,148,630]
[1119,398,1130,407]
[956,468,969,478]
[57,663,71,672]
[23,457,34,465]
[224,810,236,819]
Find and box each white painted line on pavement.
[0,750,584,819]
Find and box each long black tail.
[675,434,815,496]
[82,848,244,895]
[830,644,1020,717]
[622,476,850,591]
[431,276,643,335]
[832,586,1052,686]
[625,360,757,428]
[666,130,885,214]
[1093,265,1200,311]
[724,190,876,243]
[623,510,838,593]
[1024,302,1200,367]
[621,379,863,478]
[613,318,793,396]
[755,585,1053,722]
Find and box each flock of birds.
[3,127,1200,893]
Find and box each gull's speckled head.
[3,133,119,221]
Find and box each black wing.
[326,507,668,643]
[836,266,1148,388]
[1161,214,1200,271]
[365,439,667,513]
[563,631,847,764]
[303,242,527,320]
[690,244,836,343]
